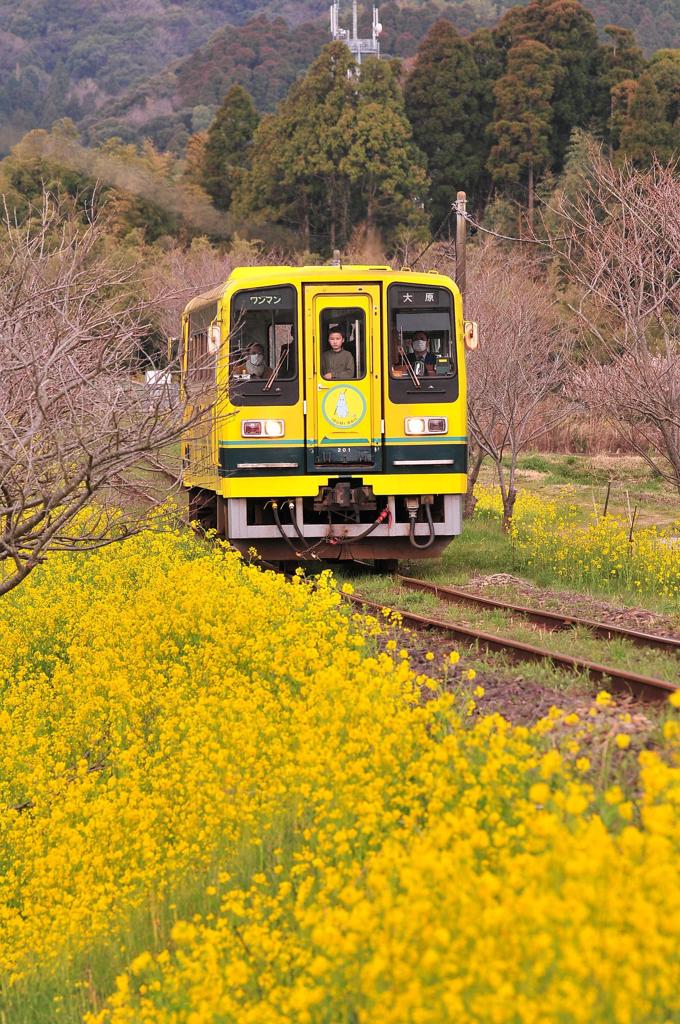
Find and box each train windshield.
[387,284,458,403]
[230,286,297,383]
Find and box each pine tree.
[234,44,354,250]
[488,39,557,228]
[202,85,259,212]
[404,20,487,229]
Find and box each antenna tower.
[329,1,382,64]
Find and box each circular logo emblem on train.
[321,385,366,430]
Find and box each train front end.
[182,265,469,568]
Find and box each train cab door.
[304,285,383,472]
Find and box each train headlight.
[404,417,426,435]
[427,417,448,433]
[241,419,285,438]
[264,419,285,437]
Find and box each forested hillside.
[79,17,328,152]
[1,0,677,153]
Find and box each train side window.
[319,308,366,381]
[186,329,216,392]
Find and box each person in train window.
[407,331,437,376]
[233,341,267,379]
[321,326,355,380]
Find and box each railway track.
[346,587,679,705]
[396,575,680,655]
[257,557,679,703]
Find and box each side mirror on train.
[464,320,479,351]
[208,322,221,354]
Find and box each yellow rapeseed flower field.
[475,485,680,599]
[0,525,679,1023]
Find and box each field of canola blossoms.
[475,485,680,600]
[1,525,680,1023]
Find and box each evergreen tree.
[233,45,354,250]
[287,42,355,249]
[341,58,428,238]
[648,49,680,126]
[601,25,645,87]
[488,39,557,227]
[236,44,428,252]
[184,131,208,188]
[539,0,601,164]
[42,61,72,129]
[599,25,645,152]
[493,0,601,168]
[619,73,678,165]
[404,20,486,229]
[202,84,259,212]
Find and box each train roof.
[182,264,457,316]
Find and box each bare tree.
[547,154,680,494]
[465,244,571,529]
[146,235,265,343]
[0,195,207,598]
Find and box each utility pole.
[455,190,467,299]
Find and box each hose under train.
[272,501,391,555]
[408,502,436,550]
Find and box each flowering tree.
[548,153,680,494]
[0,195,206,597]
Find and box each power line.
[459,209,568,245]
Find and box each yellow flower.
[615,734,631,750]
[669,689,680,708]
[529,782,550,804]
[425,652,435,662]
[448,651,460,665]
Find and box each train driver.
[409,331,437,375]
[321,326,355,380]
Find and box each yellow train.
[181,264,474,569]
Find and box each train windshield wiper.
[264,347,288,391]
[398,336,421,389]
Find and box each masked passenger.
[234,342,267,379]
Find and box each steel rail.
[348,594,678,704]
[396,575,680,655]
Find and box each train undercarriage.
[189,482,462,566]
